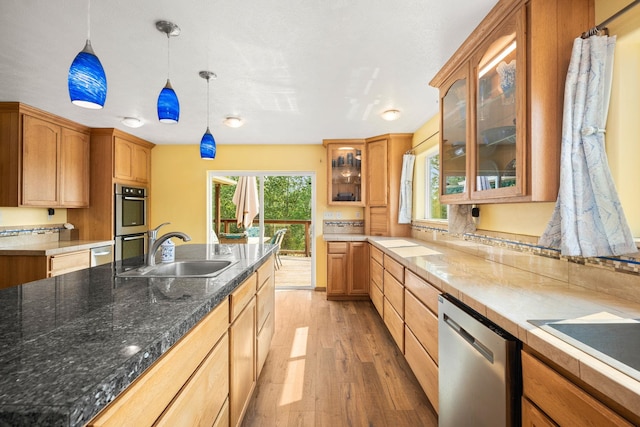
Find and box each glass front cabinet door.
[323,140,366,206]
[472,8,523,200]
[440,65,470,203]
[431,1,592,204]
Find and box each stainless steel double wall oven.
[114,183,148,261]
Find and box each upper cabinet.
[0,103,90,207]
[430,0,594,204]
[68,128,155,241]
[323,139,366,206]
[114,135,152,184]
[365,134,412,237]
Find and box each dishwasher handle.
[444,313,494,363]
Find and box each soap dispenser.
[161,238,175,263]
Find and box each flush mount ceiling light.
[68,0,107,109]
[223,117,243,128]
[381,109,401,121]
[199,71,217,159]
[156,20,180,123]
[121,117,143,128]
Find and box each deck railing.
[218,219,312,257]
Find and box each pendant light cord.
[206,77,211,128]
[166,35,171,80]
[87,0,91,40]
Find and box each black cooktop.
[529,320,640,380]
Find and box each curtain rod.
[406,130,439,155]
[582,0,640,38]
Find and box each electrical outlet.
[336,212,342,219]
[324,212,334,219]
[355,211,361,218]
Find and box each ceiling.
[0,0,498,146]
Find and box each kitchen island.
[0,243,275,426]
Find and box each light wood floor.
[275,256,312,289]
[242,290,438,427]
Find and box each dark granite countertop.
[0,243,275,427]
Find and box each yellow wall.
[0,207,66,228]
[151,143,331,287]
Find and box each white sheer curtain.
[398,154,415,224]
[539,35,637,257]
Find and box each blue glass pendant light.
[156,21,180,123]
[68,0,107,109]
[199,71,217,159]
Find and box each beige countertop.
[0,240,114,256]
[325,233,640,419]
[323,233,367,242]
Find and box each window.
[425,150,447,220]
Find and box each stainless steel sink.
[118,260,237,278]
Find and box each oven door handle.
[122,196,146,202]
[122,235,146,241]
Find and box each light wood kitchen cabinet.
[0,103,90,208]
[323,139,366,206]
[67,128,155,241]
[88,299,230,427]
[0,250,91,289]
[430,0,594,204]
[522,350,633,426]
[365,134,412,236]
[369,246,442,413]
[381,254,405,351]
[230,297,256,427]
[403,270,441,412]
[114,135,151,184]
[256,256,275,378]
[326,241,370,300]
[521,397,556,427]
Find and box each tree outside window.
[426,153,447,220]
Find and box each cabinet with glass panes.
[323,139,366,206]
[430,0,593,204]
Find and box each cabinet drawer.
[522,351,632,427]
[521,397,556,427]
[383,298,404,352]
[327,242,348,254]
[370,281,384,318]
[213,398,229,427]
[256,256,274,291]
[230,273,257,322]
[256,274,275,334]
[49,250,90,276]
[370,245,383,265]
[405,270,440,315]
[383,254,404,283]
[405,326,439,413]
[370,257,383,292]
[155,334,229,427]
[404,290,438,363]
[383,270,404,317]
[89,299,229,427]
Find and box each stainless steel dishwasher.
[438,294,521,427]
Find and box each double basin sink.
[118,259,237,278]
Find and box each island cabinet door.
[230,297,256,427]
[154,334,229,427]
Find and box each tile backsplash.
[0,224,64,247]
[411,223,640,304]
[323,220,364,234]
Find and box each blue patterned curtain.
[539,35,636,257]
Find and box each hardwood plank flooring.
[275,256,312,289]
[242,290,438,427]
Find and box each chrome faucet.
[147,223,191,266]
[148,222,170,251]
